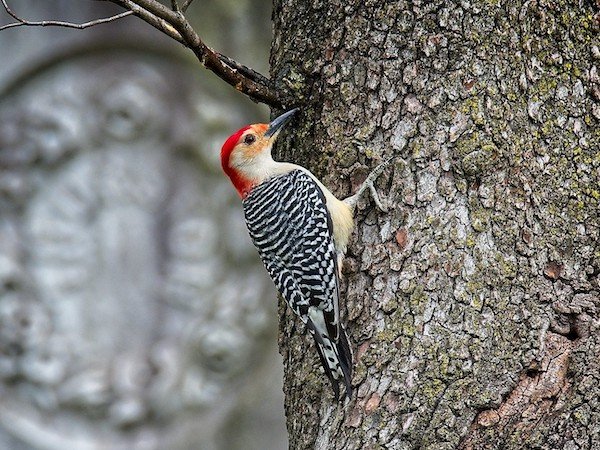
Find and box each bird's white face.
[221,123,279,197]
[220,108,299,198]
[221,123,282,197]
[228,124,274,175]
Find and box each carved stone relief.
[0,49,284,449]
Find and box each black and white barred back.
[243,170,352,399]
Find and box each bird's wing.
[243,170,354,398]
[242,170,340,341]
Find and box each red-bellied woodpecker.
[220,108,388,400]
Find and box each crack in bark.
[459,331,578,449]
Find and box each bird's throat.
[225,167,256,199]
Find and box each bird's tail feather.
[337,325,353,395]
[312,326,353,400]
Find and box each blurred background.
[0,1,287,449]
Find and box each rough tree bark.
[270,0,599,449]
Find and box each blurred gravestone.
[0,2,286,449]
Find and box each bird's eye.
[243,134,256,145]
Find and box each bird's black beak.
[264,108,299,138]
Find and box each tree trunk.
[270,1,599,448]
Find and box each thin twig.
[181,0,195,12]
[170,0,180,12]
[0,0,133,31]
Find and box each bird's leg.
[343,157,394,212]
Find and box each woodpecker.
[220,108,387,400]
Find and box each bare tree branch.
[121,0,183,27]
[217,52,271,87]
[110,0,285,107]
[0,0,287,107]
[113,0,184,43]
[0,0,133,31]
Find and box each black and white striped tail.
[310,322,353,400]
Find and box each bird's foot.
[344,157,394,212]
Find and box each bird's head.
[221,108,299,198]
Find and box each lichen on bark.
[270,0,599,448]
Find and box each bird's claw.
[344,156,394,212]
[368,182,388,212]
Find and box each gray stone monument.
[0,2,286,449]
